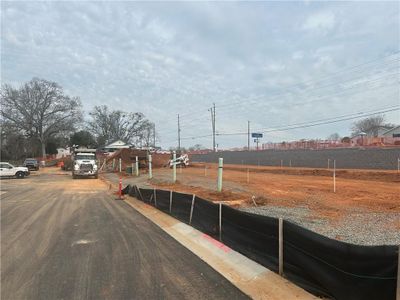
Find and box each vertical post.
[213,103,216,152]
[148,154,152,179]
[169,190,173,213]
[333,159,336,193]
[119,158,122,173]
[397,158,400,173]
[280,159,283,168]
[131,162,134,175]
[153,188,157,207]
[289,159,292,167]
[247,168,249,184]
[219,203,222,241]
[396,245,399,300]
[217,158,223,192]
[189,194,196,224]
[279,218,283,276]
[153,123,156,148]
[247,120,250,151]
[204,164,207,177]
[135,156,139,176]
[112,158,115,170]
[178,114,181,151]
[328,158,330,170]
[173,151,177,183]
[118,177,122,200]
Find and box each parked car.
[0,162,30,179]
[23,158,39,171]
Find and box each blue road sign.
[251,133,263,138]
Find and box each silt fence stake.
[279,218,283,276]
[154,188,157,207]
[217,158,223,192]
[169,190,173,213]
[148,154,152,179]
[396,245,399,300]
[219,203,222,241]
[189,194,196,225]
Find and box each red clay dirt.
[144,163,400,224]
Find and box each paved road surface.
[1,169,248,300]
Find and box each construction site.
[99,148,400,246]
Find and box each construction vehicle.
[72,148,98,179]
[168,153,189,168]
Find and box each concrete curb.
[122,194,317,300]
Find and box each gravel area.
[240,206,400,246]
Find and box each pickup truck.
[0,162,30,179]
[23,158,39,171]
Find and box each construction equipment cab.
[72,148,98,179]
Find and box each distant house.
[56,147,71,159]
[364,125,394,137]
[382,126,400,138]
[102,140,131,153]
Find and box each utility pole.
[153,123,156,148]
[247,120,250,151]
[213,103,216,152]
[209,104,216,152]
[178,114,181,151]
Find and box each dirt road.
[0,169,248,300]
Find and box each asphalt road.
[1,169,248,300]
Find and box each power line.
[157,76,398,137]
[162,105,399,143]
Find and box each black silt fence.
[154,189,171,213]
[170,192,193,224]
[221,205,279,273]
[122,185,398,300]
[283,220,398,300]
[190,197,220,239]
[121,184,131,195]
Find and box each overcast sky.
[1,1,399,149]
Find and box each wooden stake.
[169,190,173,213]
[154,188,157,207]
[219,203,222,241]
[189,194,196,224]
[279,218,283,276]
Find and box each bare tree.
[351,115,390,137]
[87,105,152,146]
[1,78,83,158]
[327,133,341,141]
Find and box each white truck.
[0,162,30,179]
[72,149,98,179]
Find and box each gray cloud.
[1,1,399,149]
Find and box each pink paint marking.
[201,233,231,253]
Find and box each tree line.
[1,78,156,160]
